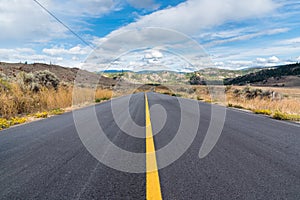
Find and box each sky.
[0,0,300,71]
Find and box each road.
[0,92,300,199]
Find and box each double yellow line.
[145,93,163,200]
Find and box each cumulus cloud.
[0,0,66,43]
[42,45,91,56]
[88,0,279,71]
[0,46,87,67]
[256,56,280,64]
[0,0,121,43]
[112,0,277,36]
[144,49,163,59]
[256,57,267,63]
[268,56,280,63]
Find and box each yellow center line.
[145,93,163,200]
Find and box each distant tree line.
[224,63,300,85]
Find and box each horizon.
[1,60,298,73]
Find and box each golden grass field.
[169,85,300,121]
[0,83,112,119]
[0,80,113,130]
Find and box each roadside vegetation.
[191,85,300,121]
[0,70,112,131]
[144,84,300,122]
[224,63,300,86]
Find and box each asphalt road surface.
[0,92,299,199]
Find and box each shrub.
[177,87,187,92]
[232,87,273,100]
[10,117,27,125]
[95,97,110,103]
[228,104,244,109]
[187,88,196,94]
[253,109,272,115]
[17,70,60,92]
[273,112,289,120]
[189,73,206,85]
[225,85,232,92]
[273,112,300,121]
[233,89,240,95]
[172,93,182,97]
[0,78,11,92]
[34,70,60,90]
[0,118,10,130]
[233,105,244,109]
[50,108,64,115]
[34,112,48,118]
[162,92,172,96]
[197,96,204,101]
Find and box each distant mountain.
[195,67,262,81]
[4,62,297,87]
[98,69,132,73]
[224,63,300,87]
[102,68,265,85]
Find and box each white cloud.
[268,56,280,63]
[0,47,87,67]
[204,28,289,47]
[144,49,163,59]
[278,37,300,45]
[256,57,267,63]
[256,56,280,64]
[214,56,283,69]
[0,0,66,43]
[54,0,121,17]
[0,0,121,43]
[114,0,277,35]
[42,45,91,56]
[86,0,279,71]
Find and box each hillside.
[0,62,116,86]
[102,68,261,85]
[224,63,300,87]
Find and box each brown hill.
[0,62,116,86]
[224,63,300,87]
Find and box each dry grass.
[72,87,112,105]
[0,81,113,119]
[95,89,113,100]
[226,86,300,116]
[163,85,300,121]
[0,83,73,118]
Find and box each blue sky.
[0,0,300,71]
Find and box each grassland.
[164,85,300,121]
[0,71,113,130]
[134,83,300,121]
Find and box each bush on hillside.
[17,70,60,92]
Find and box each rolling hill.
[224,63,300,87]
[0,62,116,86]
